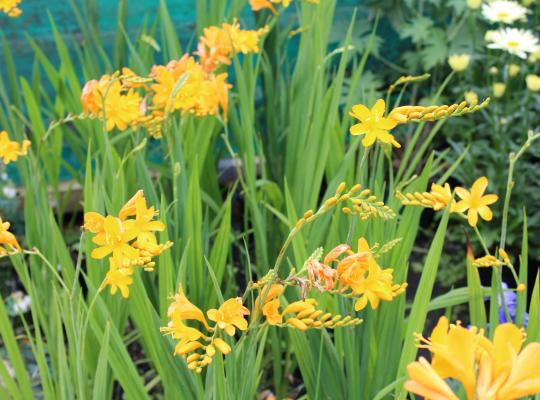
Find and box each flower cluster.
[0,216,21,255]
[0,131,31,165]
[397,176,498,227]
[304,238,408,311]
[349,98,490,149]
[405,316,540,400]
[81,21,267,137]
[0,0,21,17]
[249,0,319,14]
[160,287,248,373]
[83,190,172,298]
[254,284,362,330]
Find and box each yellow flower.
[466,0,482,9]
[253,284,284,325]
[207,297,250,336]
[0,0,21,17]
[0,216,21,255]
[351,258,407,311]
[508,63,521,77]
[493,82,506,98]
[90,216,139,267]
[102,259,133,298]
[454,176,498,227]
[349,99,400,148]
[526,74,540,92]
[103,82,142,132]
[167,286,210,329]
[405,357,459,400]
[0,131,31,164]
[249,0,278,13]
[448,54,470,72]
[407,317,540,400]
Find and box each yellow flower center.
[507,40,520,49]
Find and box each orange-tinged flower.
[454,176,498,227]
[306,258,337,291]
[0,216,21,255]
[334,239,371,288]
[0,131,30,164]
[207,297,250,336]
[249,0,278,13]
[0,0,22,17]
[118,190,145,220]
[253,284,284,323]
[167,286,210,329]
[349,99,400,148]
[263,299,282,325]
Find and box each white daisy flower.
[481,1,529,24]
[486,28,539,59]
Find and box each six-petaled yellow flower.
[349,99,400,148]
[454,176,498,227]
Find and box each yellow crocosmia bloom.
[0,131,31,165]
[0,0,22,17]
[448,54,470,72]
[415,317,484,399]
[207,297,250,336]
[405,357,459,400]
[90,216,139,266]
[83,211,106,234]
[333,239,371,289]
[161,318,206,349]
[167,286,210,329]
[497,342,540,398]
[351,258,406,311]
[119,190,145,220]
[81,78,103,115]
[102,82,142,132]
[102,260,133,298]
[454,176,498,227]
[123,196,164,237]
[253,284,284,323]
[349,99,400,148]
[196,20,268,72]
[430,183,455,211]
[262,299,282,325]
[0,216,21,255]
[249,0,278,13]
[407,317,540,400]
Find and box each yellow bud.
[287,317,308,331]
[176,341,203,356]
[466,0,482,9]
[213,338,232,355]
[350,184,362,193]
[493,83,506,98]
[336,182,346,195]
[282,300,315,315]
[508,64,520,77]
[206,345,216,357]
[324,197,338,207]
[303,210,314,219]
[342,207,352,214]
[526,74,540,92]
[186,354,200,363]
[448,54,470,72]
[517,283,526,292]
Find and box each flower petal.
[351,104,371,122]
[371,99,386,117]
[455,187,471,200]
[471,176,488,197]
[350,122,369,135]
[481,194,499,206]
[478,206,493,222]
[468,210,478,227]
